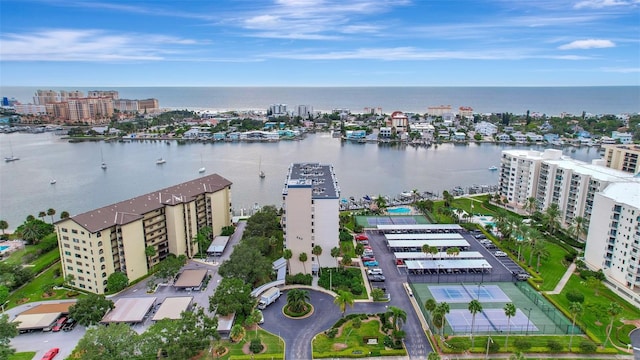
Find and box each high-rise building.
[113,99,140,112]
[500,149,640,229]
[282,163,340,275]
[138,98,159,112]
[88,90,119,100]
[601,144,640,175]
[55,174,232,294]
[584,182,640,306]
[270,104,287,116]
[296,105,312,118]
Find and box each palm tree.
[386,306,407,331]
[427,353,441,360]
[283,249,292,274]
[312,245,323,274]
[0,220,8,235]
[571,216,586,242]
[145,245,156,269]
[374,195,387,213]
[446,247,460,258]
[425,298,437,315]
[603,302,622,348]
[20,221,40,244]
[299,252,308,273]
[543,203,561,234]
[287,288,310,313]
[330,246,340,267]
[412,189,420,203]
[334,290,354,317]
[468,300,483,347]
[568,302,583,352]
[38,211,46,222]
[503,303,516,348]
[230,324,245,343]
[60,211,70,219]
[533,242,550,273]
[525,197,537,214]
[442,191,453,208]
[46,208,56,224]
[434,302,450,338]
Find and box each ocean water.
[2,86,638,115]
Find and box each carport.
[405,259,492,274]
[151,297,193,321]
[101,297,156,324]
[387,239,470,252]
[13,313,60,333]
[174,269,208,289]
[206,236,230,257]
[216,313,235,339]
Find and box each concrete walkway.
[545,262,576,295]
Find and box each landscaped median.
[212,329,284,360]
[312,313,407,358]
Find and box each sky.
[0,0,639,86]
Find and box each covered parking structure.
[101,297,156,324]
[206,236,230,257]
[12,302,75,333]
[384,233,465,241]
[376,224,463,234]
[405,259,492,275]
[394,251,484,262]
[216,313,236,339]
[387,239,470,252]
[174,269,208,290]
[151,297,193,321]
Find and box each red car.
[41,348,59,360]
[361,255,376,262]
[51,317,67,332]
[355,234,368,241]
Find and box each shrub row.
[285,273,312,285]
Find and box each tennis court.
[429,284,510,303]
[446,308,538,333]
[356,215,430,227]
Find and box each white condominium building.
[55,174,232,294]
[283,163,340,275]
[584,182,640,306]
[601,144,640,175]
[500,149,639,230]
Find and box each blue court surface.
[429,284,511,303]
[446,308,538,333]
[366,216,417,226]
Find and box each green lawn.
[8,352,36,360]
[549,274,640,348]
[444,335,613,355]
[30,249,60,274]
[313,318,405,358]
[505,240,570,291]
[206,328,284,360]
[340,240,355,259]
[6,262,81,309]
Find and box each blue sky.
[1,0,639,86]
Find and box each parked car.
[368,274,386,282]
[516,273,531,281]
[256,310,264,324]
[367,268,383,275]
[474,233,487,240]
[361,255,376,262]
[494,251,507,257]
[356,239,369,245]
[41,348,59,360]
[51,317,67,332]
[364,260,379,267]
[363,250,374,257]
[355,234,368,241]
[62,318,77,332]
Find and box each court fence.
[409,280,582,336]
[408,272,515,284]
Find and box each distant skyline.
[1,0,639,87]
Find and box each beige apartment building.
[55,174,232,294]
[601,144,640,175]
[283,163,340,275]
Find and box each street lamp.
[485,336,493,360]
[525,308,533,335]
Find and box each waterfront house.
[346,130,366,140]
[453,132,466,141]
[612,131,633,144]
[474,121,498,136]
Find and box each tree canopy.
[0,314,18,359]
[208,277,255,318]
[106,272,129,294]
[68,294,115,326]
[218,241,273,286]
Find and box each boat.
[4,139,19,162]
[259,157,265,179]
[50,179,56,185]
[363,195,372,201]
[488,166,498,171]
[100,148,107,170]
[156,157,166,165]
[198,154,205,173]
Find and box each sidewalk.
[545,262,576,295]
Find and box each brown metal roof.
[20,302,76,315]
[174,269,208,288]
[67,174,232,233]
[101,297,156,323]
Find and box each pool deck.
[0,240,24,257]
[385,205,419,215]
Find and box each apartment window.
[102,272,107,278]
[66,266,73,271]
[63,244,70,248]
[97,241,103,247]
[100,257,105,263]
[79,284,85,289]
[73,246,80,251]
[61,228,68,233]
[96,232,101,238]
[72,238,79,243]
[72,229,78,234]
[75,254,81,258]
[62,236,69,240]
[64,251,71,256]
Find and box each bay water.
[0,133,602,230]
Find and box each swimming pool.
[0,245,9,252]
[387,206,412,214]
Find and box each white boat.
[4,139,19,162]
[488,166,498,171]
[100,148,107,170]
[50,179,56,185]
[199,167,206,173]
[156,157,166,165]
[259,157,265,179]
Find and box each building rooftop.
[101,297,156,323]
[151,297,193,321]
[544,158,640,183]
[65,174,232,233]
[284,163,340,199]
[174,269,208,288]
[600,182,640,209]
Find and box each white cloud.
[558,39,616,49]
[602,67,640,73]
[0,29,198,61]
[574,0,640,9]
